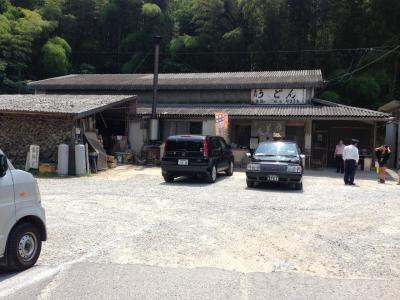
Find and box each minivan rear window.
[166,140,203,152]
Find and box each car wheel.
[246,179,254,188]
[7,223,42,271]
[295,182,303,190]
[163,174,174,183]
[207,165,217,183]
[225,160,234,176]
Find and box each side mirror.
[0,154,9,178]
[246,153,252,158]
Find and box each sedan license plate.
[267,175,279,182]
[178,159,189,166]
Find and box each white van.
[0,150,46,271]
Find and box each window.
[190,122,202,134]
[255,142,299,156]
[233,125,251,147]
[210,137,221,151]
[166,140,203,152]
[219,138,227,150]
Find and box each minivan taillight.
[203,139,209,158]
[163,142,168,157]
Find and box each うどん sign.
[251,89,307,105]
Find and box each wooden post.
[372,122,377,167]
[85,143,90,174]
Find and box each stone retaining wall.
[0,115,74,166]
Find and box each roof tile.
[28,70,323,90]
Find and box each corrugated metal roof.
[379,100,400,112]
[28,70,323,91]
[136,99,391,121]
[0,94,136,118]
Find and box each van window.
[166,140,203,152]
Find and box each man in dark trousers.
[342,139,359,185]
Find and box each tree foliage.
[0,0,399,108]
[41,36,71,76]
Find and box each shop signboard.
[215,112,229,140]
[251,88,307,105]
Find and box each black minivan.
[246,141,304,190]
[162,135,234,183]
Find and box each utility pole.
[150,35,161,141]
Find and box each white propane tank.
[75,144,86,176]
[150,119,159,141]
[57,144,69,176]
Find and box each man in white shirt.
[342,139,359,185]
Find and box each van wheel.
[163,174,174,183]
[225,160,234,176]
[207,165,217,183]
[294,182,303,190]
[7,223,42,271]
[246,180,255,188]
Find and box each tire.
[294,182,303,190]
[225,160,234,176]
[207,164,217,183]
[246,179,254,188]
[163,174,174,183]
[7,223,42,271]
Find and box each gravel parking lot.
[1,166,399,299]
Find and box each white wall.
[202,119,216,136]
[251,121,285,142]
[129,120,147,155]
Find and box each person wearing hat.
[375,145,391,184]
[342,139,359,185]
[272,132,283,141]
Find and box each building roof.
[379,100,400,112]
[136,99,391,121]
[28,70,323,91]
[0,94,136,118]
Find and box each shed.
[0,94,136,172]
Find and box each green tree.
[41,36,71,76]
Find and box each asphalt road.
[0,167,399,299]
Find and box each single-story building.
[379,100,400,168]
[0,94,136,172]
[28,70,391,168]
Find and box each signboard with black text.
[251,88,307,105]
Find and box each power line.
[71,46,398,56]
[327,45,400,84]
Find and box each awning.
[135,99,391,121]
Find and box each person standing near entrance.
[375,145,391,183]
[334,139,345,173]
[343,139,359,185]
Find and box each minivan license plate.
[267,175,279,182]
[178,159,189,166]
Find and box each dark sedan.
[246,141,304,190]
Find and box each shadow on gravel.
[304,168,382,181]
[0,269,18,283]
[160,174,230,187]
[246,182,304,194]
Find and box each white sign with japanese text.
[251,88,307,105]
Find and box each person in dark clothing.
[375,145,391,183]
[334,139,345,173]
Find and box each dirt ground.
[33,166,400,279]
